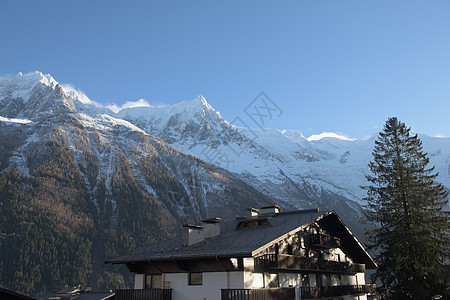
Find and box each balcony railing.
[301,284,376,299]
[221,288,295,300]
[254,254,365,274]
[222,285,376,300]
[221,288,251,300]
[309,233,340,248]
[115,289,172,300]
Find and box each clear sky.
[1,0,449,139]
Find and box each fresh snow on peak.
[197,94,213,110]
[61,84,93,105]
[173,95,216,113]
[281,129,307,144]
[118,96,218,121]
[307,132,357,142]
[106,99,152,113]
[15,71,58,89]
[0,71,59,102]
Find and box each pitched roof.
[0,287,35,300]
[106,209,377,269]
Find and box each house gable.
[106,207,378,300]
[247,210,376,269]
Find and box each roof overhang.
[315,211,377,269]
[251,211,377,269]
[106,252,252,264]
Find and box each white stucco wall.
[327,248,348,262]
[164,271,245,300]
[340,272,366,286]
[250,272,264,288]
[242,270,266,288]
[356,272,366,285]
[134,274,145,289]
[243,257,254,269]
[229,271,245,289]
[341,274,356,285]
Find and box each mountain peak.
[188,95,214,112]
[281,129,307,144]
[0,71,59,103]
[197,94,208,105]
[13,71,58,90]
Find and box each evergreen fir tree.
[363,117,449,299]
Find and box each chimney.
[201,217,221,239]
[182,224,204,246]
[259,205,281,215]
[246,208,259,219]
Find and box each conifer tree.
[364,117,449,299]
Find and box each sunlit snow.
[307,132,357,141]
[0,116,32,124]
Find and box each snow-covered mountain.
[1,71,282,292]
[2,71,449,292]
[118,90,450,216]
[2,71,450,230]
[0,72,273,220]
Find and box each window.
[189,272,202,285]
[237,218,269,229]
[286,245,293,255]
[145,274,162,289]
[302,274,310,287]
[316,274,323,287]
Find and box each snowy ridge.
[62,84,94,105]
[1,71,449,231]
[0,71,58,103]
[116,93,450,212]
[117,95,220,131]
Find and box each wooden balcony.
[254,254,365,274]
[115,289,172,300]
[301,284,376,299]
[221,288,295,300]
[221,285,376,300]
[309,233,340,248]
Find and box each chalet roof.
[38,291,115,300]
[106,209,377,269]
[0,287,35,300]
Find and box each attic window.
[237,218,269,229]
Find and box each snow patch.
[0,116,32,124]
[107,99,152,113]
[307,132,356,141]
[76,113,147,134]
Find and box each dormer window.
[237,218,269,229]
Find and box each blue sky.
[1,0,450,139]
